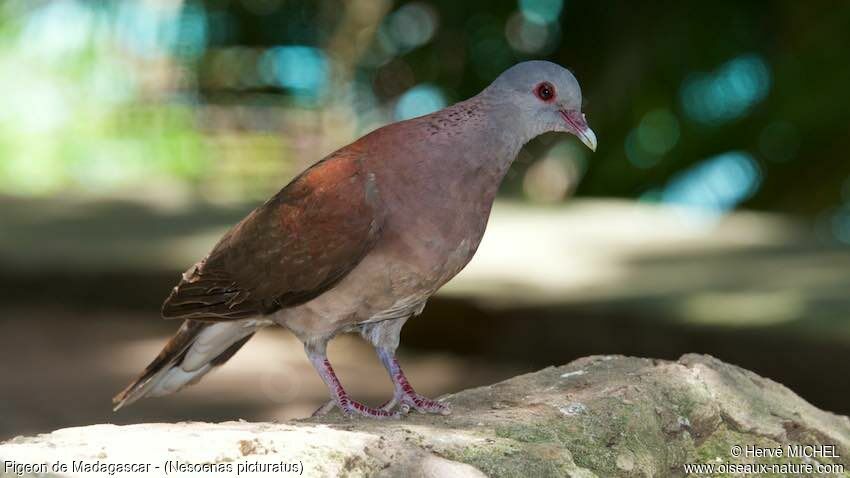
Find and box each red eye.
[535,82,555,101]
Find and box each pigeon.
[113,60,597,418]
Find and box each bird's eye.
[535,82,555,102]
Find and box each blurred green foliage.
[1,0,849,229]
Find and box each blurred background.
[2,0,850,439]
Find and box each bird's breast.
[380,186,493,289]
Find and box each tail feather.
[113,320,261,411]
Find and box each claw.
[400,393,450,415]
[338,397,402,419]
[376,350,452,416]
[308,348,449,420]
[379,392,448,415]
[308,354,400,419]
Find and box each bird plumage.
[114,60,597,417]
[161,148,383,322]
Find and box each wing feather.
[162,150,382,321]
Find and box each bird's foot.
[308,355,401,419]
[311,400,336,417]
[379,392,450,415]
[375,353,451,415]
[313,397,401,419]
[400,392,450,415]
[338,395,402,419]
[378,396,399,412]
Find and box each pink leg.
[377,396,399,412]
[311,399,336,417]
[308,354,399,419]
[378,350,450,415]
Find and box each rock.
[2,354,848,477]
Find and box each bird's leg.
[359,316,450,415]
[305,345,399,419]
[310,399,336,417]
[376,347,451,415]
[377,395,398,412]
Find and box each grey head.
[483,60,597,151]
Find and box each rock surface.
[2,354,848,477]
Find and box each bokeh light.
[680,54,771,124]
[0,0,842,224]
[519,0,564,25]
[523,140,588,202]
[505,11,560,55]
[3,0,850,442]
[20,1,95,59]
[385,2,439,52]
[625,109,681,169]
[662,151,762,225]
[113,1,207,59]
[394,84,447,120]
[259,46,329,102]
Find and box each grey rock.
[3,354,848,477]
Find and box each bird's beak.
[560,110,598,152]
[578,126,598,152]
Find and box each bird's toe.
[401,394,451,415]
[377,396,399,412]
[311,400,337,417]
[339,399,402,419]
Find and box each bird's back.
[161,145,384,322]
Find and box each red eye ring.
[535,82,556,102]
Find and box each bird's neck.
[370,95,532,210]
[439,95,529,180]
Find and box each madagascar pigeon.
[114,60,597,418]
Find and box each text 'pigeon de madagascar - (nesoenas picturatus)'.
[114,61,598,418]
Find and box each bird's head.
[486,60,597,152]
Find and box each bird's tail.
[112,319,264,411]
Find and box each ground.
[2,354,848,477]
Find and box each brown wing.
[161,149,383,321]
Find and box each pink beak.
[560,110,598,152]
